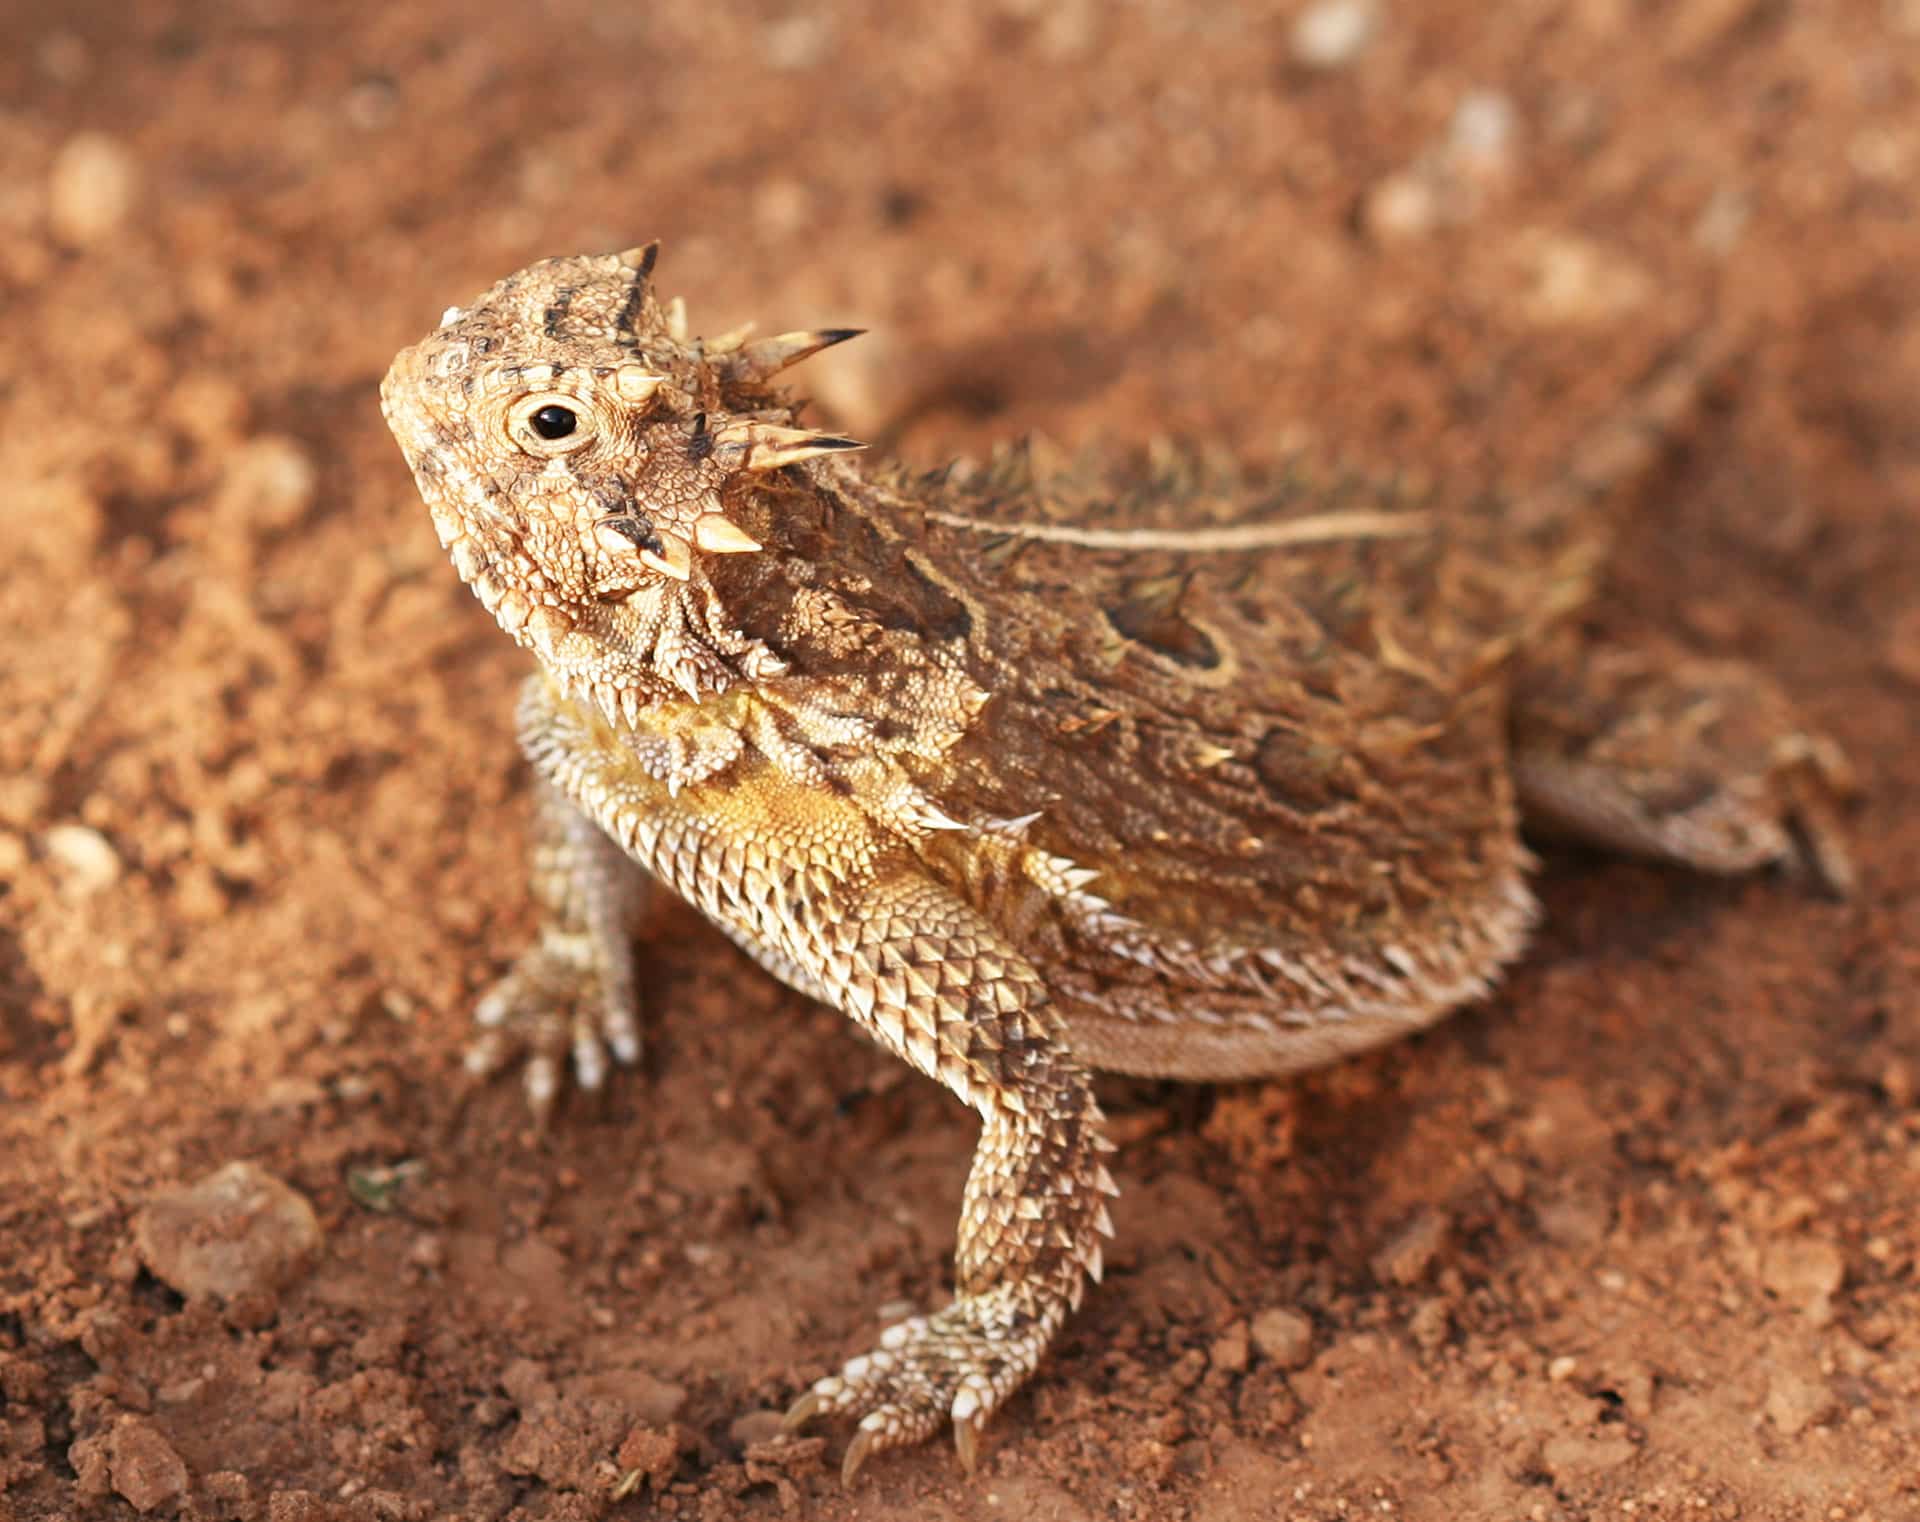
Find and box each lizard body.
[380,246,1852,1479]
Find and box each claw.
[607,1019,642,1067]
[781,1388,829,1434]
[572,1030,608,1092]
[523,1051,560,1131]
[1782,760,1857,899]
[952,1413,980,1474]
[464,1027,508,1077]
[841,1417,883,1487]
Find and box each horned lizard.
[380,245,1853,1481]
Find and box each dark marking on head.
[542,286,577,337]
[613,270,648,338]
[596,513,665,555]
[688,412,714,462]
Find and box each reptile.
[379,244,1853,1481]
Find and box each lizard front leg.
[516,678,1119,1477]
[770,861,1119,1481]
[465,772,648,1123]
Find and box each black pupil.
[529,404,577,440]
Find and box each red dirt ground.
[3,2,1919,1518]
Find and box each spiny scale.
[723,327,866,385]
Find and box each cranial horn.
[614,365,667,403]
[713,420,867,472]
[692,514,763,554]
[617,243,660,278]
[703,322,756,356]
[724,328,865,385]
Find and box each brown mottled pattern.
[380,247,1853,1481]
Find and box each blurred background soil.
[3,1,1919,1517]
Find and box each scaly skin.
[379,245,1852,1481]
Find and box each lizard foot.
[1767,732,1858,899]
[782,1289,1056,1484]
[466,924,641,1125]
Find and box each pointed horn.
[614,364,666,404]
[637,532,693,581]
[617,242,659,279]
[725,328,864,384]
[663,296,688,343]
[594,516,655,557]
[692,514,762,554]
[704,321,757,356]
[713,420,867,472]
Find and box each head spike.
[594,515,658,557]
[614,365,666,404]
[724,328,865,385]
[637,532,693,581]
[664,296,689,343]
[712,420,867,472]
[704,321,757,356]
[692,514,763,554]
[617,242,659,279]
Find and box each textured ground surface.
[4,2,1920,1518]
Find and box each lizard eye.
[508,392,595,457]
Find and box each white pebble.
[1291,0,1381,70]
[1448,90,1518,176]
[44,823,121,894]
[47,132,137,247]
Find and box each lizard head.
[379,244,865,721]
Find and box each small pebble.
[1290,0,1381,70]
[217,436,318,535]
[133,1161,323,1301]
[1363,171,1439,241]
[1764,1369,1835,1434]
[1370,1208,1449,1286]
[1760,1237,1845,1322]
[1407,1296,1452,1351]
[761,14,830,71]
[48,132,137,247]
[1515,231,1652,327]
[1209,1320,1250,1375]
[1249,1306,1315,1369]
[44,823,122,895]
[105,1417,190,1514]
[1448,90,1518,179]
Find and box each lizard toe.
[786,1297,1046,1482]
[464,927,642,1118]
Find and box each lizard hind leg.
[465,776,650,1124]
[1510,632,1856,896]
